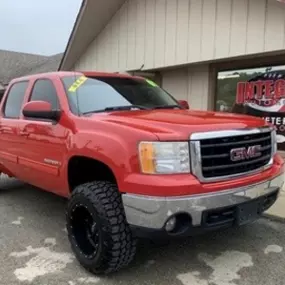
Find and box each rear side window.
[4,81,28,118]
[29,79,59,109]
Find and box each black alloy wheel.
[66,181,137,275]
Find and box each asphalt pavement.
[1,176,285,285]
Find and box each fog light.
[165,217,176,232]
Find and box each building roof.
[24,53,63,76]
[59,0,125,71]
[0,49,63,86]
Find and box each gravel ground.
[1,175,285,285]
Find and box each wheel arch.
[67,155,118,192]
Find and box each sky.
[0,0,82,56]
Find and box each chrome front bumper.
[122,173,284,230]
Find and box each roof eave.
[59,0,126,71]
[58,0,87,71]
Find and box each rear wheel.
[0,173,21,190]
[66,181,137,275]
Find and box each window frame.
[28,78,61,110]
[22,78,62,124]
[60,75,180,116]
[2,80,29,119]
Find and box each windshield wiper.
[152,105,182,110]
[83,105,149,115]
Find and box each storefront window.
[216,65,285,150]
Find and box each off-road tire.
[0,173,22,190]
[66,181,137,275]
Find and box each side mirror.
[22,100,61,121]
[178,100,190,110]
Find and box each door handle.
[19,131,29,137]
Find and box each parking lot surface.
[1,176,285,285]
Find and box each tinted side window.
[30,79,59,109]
[4,81,28,118]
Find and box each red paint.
[236,79,285,103]
[255,81,263,99]
[23,101,52,112]
[245,82,254,100]
[123,154,284,196]
[178,100,190,109]
[18,156,59,176]
[275,79,285,99]
[236,82,245,104]
[0,71,283,198]
[0,151,17,163]
[265,80,273,98]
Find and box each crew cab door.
[18,78,68,195]
[0,81,29,177]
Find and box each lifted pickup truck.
[0,71,284,275]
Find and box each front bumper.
[122,173,284,237]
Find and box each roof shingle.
[0,50,63,85]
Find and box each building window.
[216,65,285,150]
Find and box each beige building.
[59,0,285,112]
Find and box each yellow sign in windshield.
[68,76,88,92]
[146,79,158,87]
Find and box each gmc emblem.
[230,145,262,162]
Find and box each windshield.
[61,75,179,115]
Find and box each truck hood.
[92,109,268,140]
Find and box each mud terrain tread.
[66,181,137,275]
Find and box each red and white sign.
[236,79,285,112]
[234,70,285,149]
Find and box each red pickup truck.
[0,71,284,275]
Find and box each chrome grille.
[190,127,274,182]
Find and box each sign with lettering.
[234,70,285,149]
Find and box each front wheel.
[66,181,137,275]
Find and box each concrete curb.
[262,213,285,223]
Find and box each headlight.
[139,142,190,174]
